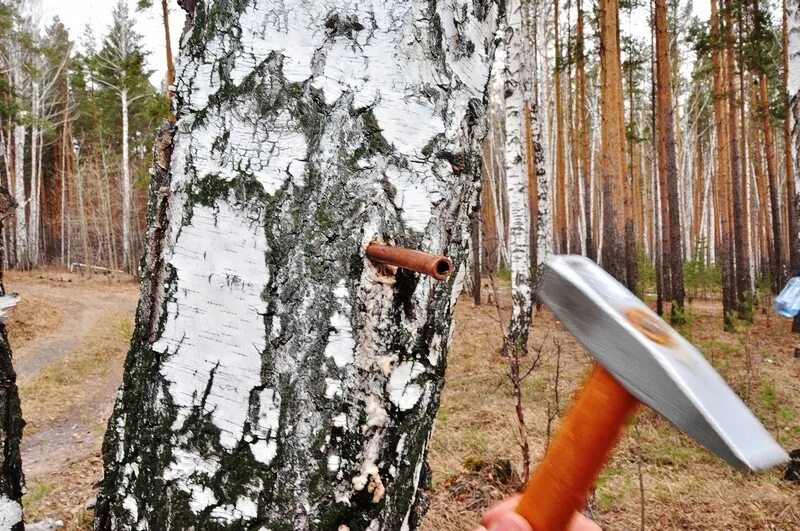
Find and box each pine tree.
[599,0,631,286]
[655,0,685,322]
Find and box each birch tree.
[503,0,533,354]
[0,184,23,531]
[789,0,800,270]
[88,0,151,273]
[95,1,498,529]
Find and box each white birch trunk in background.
[789,0,800,263]
[60,120,68,266]
[29,84,38,266]
[121,88,131,272]
[13,126,28,270]
[487,48,510,268]
[526,2,552,279]
[96,1,498,529]
[502,0,533,353]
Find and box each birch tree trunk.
[121,88,131,273]
[789,0,800,275]
[13,126,28,270]
[502,1,533,354]
[29,84,38,267]
[0,190,24,531]
[95,1,497,529]
[576,0,594,261]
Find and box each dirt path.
[12,281,135,378]
[3,271,139,525]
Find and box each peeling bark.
[95,1,498,529]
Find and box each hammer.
[515,255,789,530]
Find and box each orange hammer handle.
[516,364,639,530]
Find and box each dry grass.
[19,307,132,529]
[18,313,131,437]
[5,294,64,351]
[9,269,799,529]
[23,456,101,530]
[424,281,800,530]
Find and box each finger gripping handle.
[516,365,639,530]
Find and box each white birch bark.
[13,126,28,270]
[487,49,510,267]
[502,0,533,352]
[121,88,131,272]
[789,0,800,265]
[96,2,499,529]
[29,84,37,266]
[527,2,552,278]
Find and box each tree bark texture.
[711,0,736,329]
[0,191,24,530]
[784,0,800,273]
[95,1,498,530]
[501,0,533,354]
[553,0,567,255]
[789,0,800,278]
[723,0,750,313]
[121,88,132,273]
[576,0,594,261]
[655,0,685,316]
[12,126,28,271]
[599,0,629,285]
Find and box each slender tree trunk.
[553,0,567,254]
[655,0,685,320]
[13,126,28,270]
[73,149,90,267]
[692,122,705,254]
[761,74,786,291]
[0,189,24,531]
[29,84,38,267]
[481,144,499,272]
[599,0,629,285]
[121,88,132,273]
[161,0,175,89]
[576,0,594,261]
[784,0,799,273]
[712,0,736,330]
[751,80,772,281]
[471,210,481,305]
[503,2,533,354]
[723,0,751,318]
[95,2,499,529]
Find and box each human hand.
[475,495,601,531]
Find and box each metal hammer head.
[540,255,789,471]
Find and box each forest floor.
[4,269,139,529]
[2,270,799,530]
[425,282,800,530]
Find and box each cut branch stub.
[366,243,454,281]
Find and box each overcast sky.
[40,0,184,88]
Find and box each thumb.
[487,512,532,531]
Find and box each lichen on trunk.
[95,1,498,530]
